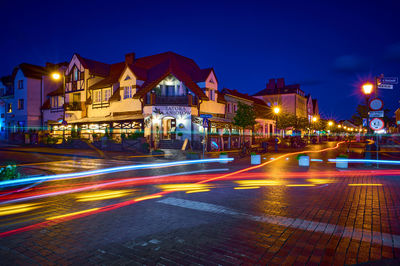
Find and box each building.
[0,76,13,139]
[253,78,308,118]
[306,94,319,121]
[222,88,275,148]
[50,51,227,149]
[395,108,400,132]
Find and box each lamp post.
[273,106,280,137]
[362,82,374,165]
[51,71,66,143]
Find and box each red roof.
[222,88,268,107]
[89,62,125,90]
[75,54,111,77]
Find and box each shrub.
[296,153,307,160]
[0,165,20,181]
[337,154,348,158]
[251,152,257,156]
[177,132,183,137]
[220,152,228,155]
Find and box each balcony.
[145,94,198,106]
[65,101,83,111]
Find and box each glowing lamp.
[328,121,333,126]
[273,107,280,114]
[312,116,317,122]
[362,83,373,95]
[51,72,61,80]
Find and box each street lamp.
[273,106,280,136]
[362,83,373,95]
[51,71,66,142]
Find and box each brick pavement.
[1,149,400,265]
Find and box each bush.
[250,152,257,156]
[220,152,228,155]
[0,165,20,181]
[296,153,307,160]
[337,154,348,158]
[177,132,183,137]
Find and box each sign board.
[200,114,213,119]
[380,77,398,84]
[369,111,384,118]
[202,118,209,128]
[369,98,383,111]
[362,118,368,127]
[378,84,394,89]
[369,118,384,131]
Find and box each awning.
[67,114,143,124]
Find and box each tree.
[233,102,256,145]
[276,113,309,131]
[351,104,368,126]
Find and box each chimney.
[125,52,135,65]
[276,78,285,89]
[266,79,275,90]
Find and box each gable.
[66,54,85,75]
[119,65,136,84]
[205,70,218,90]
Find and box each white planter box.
[298,155,310,167]
[251,154,261,165]
[219,154,229,164]
[336,157,348,168]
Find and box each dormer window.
[73,68,79,81]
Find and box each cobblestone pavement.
[1,142,400,265]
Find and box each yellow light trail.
[76,190,133,202]
[286,184,316,187]
[134,195,163,202]
[0,203,42,216]
[47,208,100,220]
[234,186,260,190]
[348,184,383,186]
[185,189,210,194]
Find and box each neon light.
[0,158,234,188]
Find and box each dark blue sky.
[1,0,400,120]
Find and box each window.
[18,80,23,89]
[7,103,12,113]
[18,99,24,110]
[209,90,214,101]
[124,86,132,99]
[73,68,79,81]
[103,89,111,102]
[233,104,237,112]
[93,90,101,103]
[227,103,231,113]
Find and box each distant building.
[253,78,308,118]
[306,94,319,121]
[395,108,400,132]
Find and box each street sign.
[369,118,384,131]
[369,98,383,111]
[369,111,384,118]
[378,84,394,89]
[362,118,367,127]
[200,114,213,119]
[202,118,209,128]
[380,77,398,84]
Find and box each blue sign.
[200,114,213,119]
[380,77,398,84]
[202,118,209,128]
[362,118,367,127]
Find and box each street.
[0,142,399,264]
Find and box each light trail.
[328,159,400,165]
[0,158,233,188]
[0,141,353,238]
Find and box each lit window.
[18,99,24,110]
[124,86,132,99]
[73,68,79,81]
[103,89,111,102]
[7,103,12,113]
[93,90,101,103]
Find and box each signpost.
[369,118,384,131]
[378,84,394,89]
[368,111,384,118]
[362,118,367,127]
[380,77,398,84]
[369,98,383,111]
[200,115,211,159]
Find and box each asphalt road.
[1,142,400,265]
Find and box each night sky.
[1,0,399,120]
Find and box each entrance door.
[162,117,176,140]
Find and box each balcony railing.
[65,102,83,111]
[145,94,198,106]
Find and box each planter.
[219,154,229,164]
[298,155,310,167]
[336,157,348,168]
[251,154,261,165]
